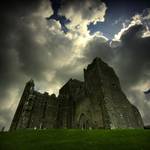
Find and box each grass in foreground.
[0,129,150,150]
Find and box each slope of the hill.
[0,129,150,150]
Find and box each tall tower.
[10,79,34,131]
[84,58,143,129]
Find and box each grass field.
[0,129,150,150]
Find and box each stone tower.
[10,58,144,130]
[10,79,58,130]
[10,79,34,130]
[83,58,143,129]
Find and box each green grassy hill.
[0,129,150,150]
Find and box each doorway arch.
[79,113,90,129]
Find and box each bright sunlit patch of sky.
[88,0,150,39]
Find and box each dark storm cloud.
[0,0,48,98]
[0,0,41,11]
[0,15,21,99]
[115,24,150,88]
[83,37,113,63]
[15,18,51,79]
[121,24,145,42]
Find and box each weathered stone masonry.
[10,57,144,130]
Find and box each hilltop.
[0,129,150,150]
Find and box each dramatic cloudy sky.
[0,0,150,130]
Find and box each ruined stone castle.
[10,58,144,130]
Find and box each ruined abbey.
[10,58,144,130]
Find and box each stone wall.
[57,79,84,128]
